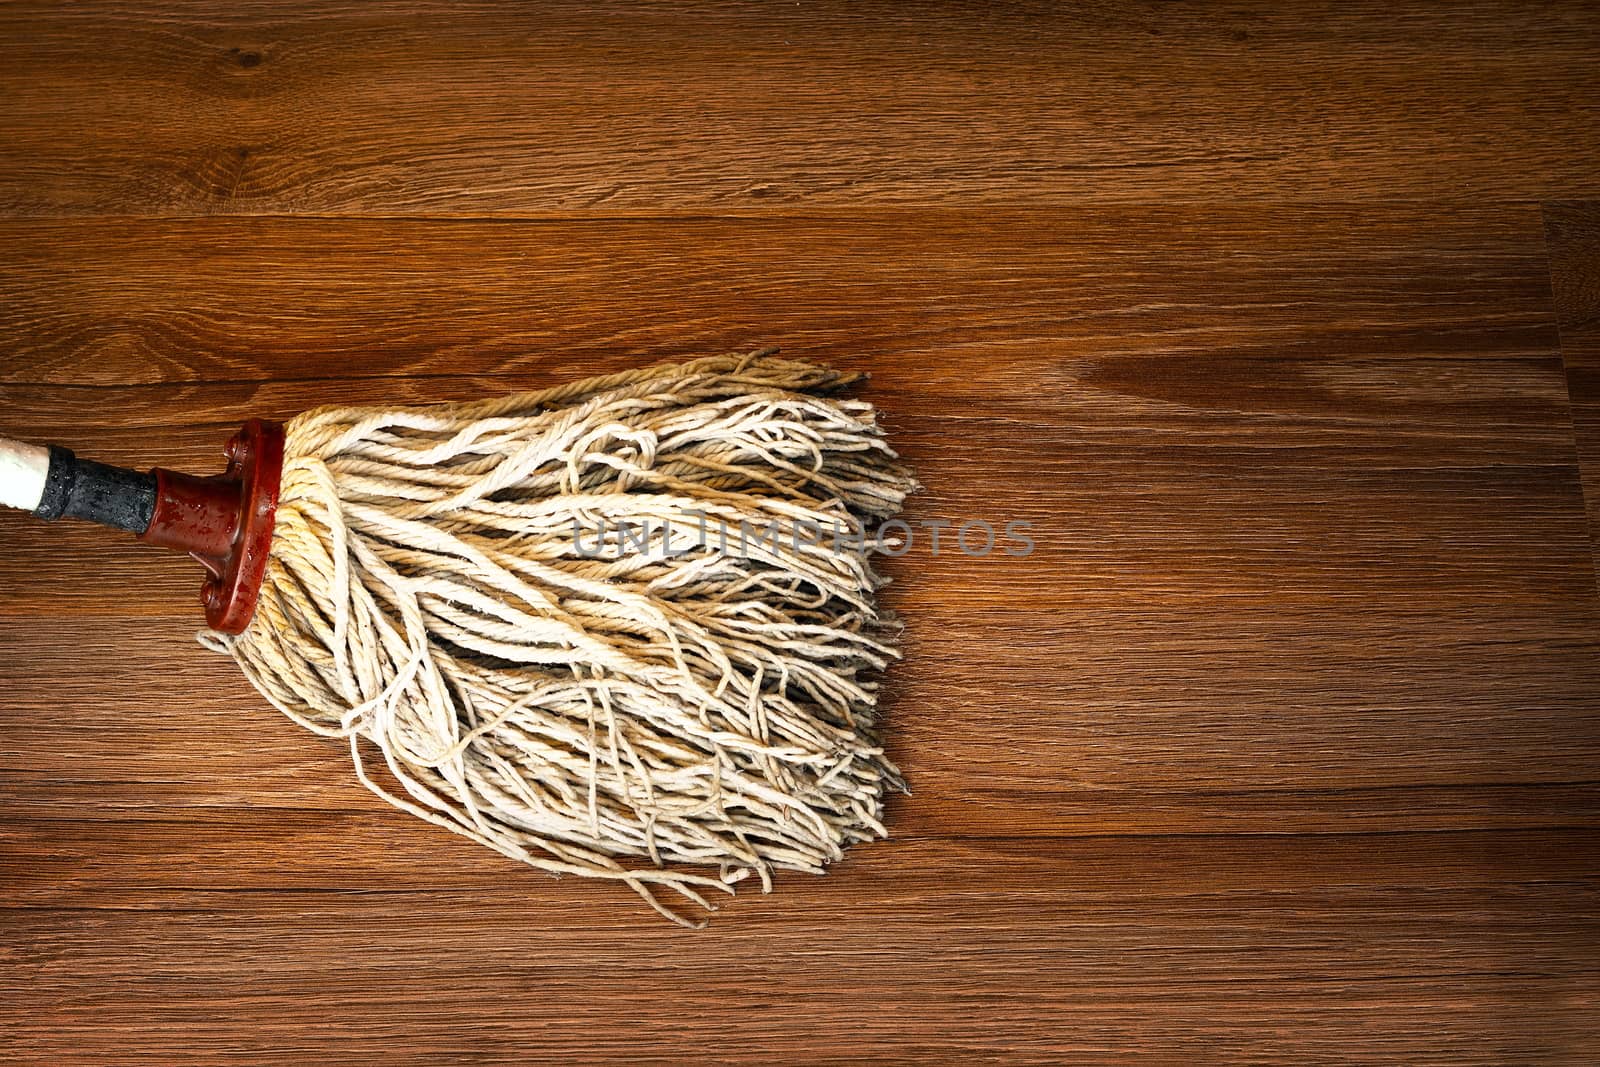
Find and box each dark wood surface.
[1,4,1597,1064]
[1548,202,1600,571]
[1,1,1598,213]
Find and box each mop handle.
[0,435,158,529]
[0,436,52,512]
[0,423,287,633]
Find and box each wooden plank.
[0,207,1561,389]
[0,1,1597,216]
[6,812,1600,904]
[3,605,1598,832]
[3,416,1592,613]
[3,830,1597,1063]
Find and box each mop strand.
[199,351,916,925]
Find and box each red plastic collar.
[140,420,284,634]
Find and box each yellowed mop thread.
[199,351,915,925]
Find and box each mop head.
[202,351,915,924]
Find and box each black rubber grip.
[34,445,158,534]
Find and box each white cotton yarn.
[201,351,915,925]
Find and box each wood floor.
[1,3,1597,1064]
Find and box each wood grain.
[1547,201,1600,573]
[2,206,1597,1063]
[0,1,1597,216]
[3,831,1595,1063]
[2,3,1599,1064]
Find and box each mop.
[0,350,915,925]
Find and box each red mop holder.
[139,419,286,633]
